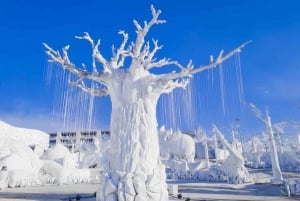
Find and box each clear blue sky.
[0,0,299,137]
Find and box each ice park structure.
[3,4,300,201]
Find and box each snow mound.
[0,120,49,150]
[0,139,44,188]
[43,143,70,162]
[159,127,195,162]
[41,160,91,184]
[0,121,50,189]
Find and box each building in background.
[48,129,110,151]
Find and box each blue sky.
[0,0,299,137]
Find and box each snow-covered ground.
[0,183,98,201]
[0,178,293,201]
[168,181,290,201]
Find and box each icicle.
[235,53,245,105]
[45,57,54,86]
[218,63,226,114]
[45,61,101,133]
[156,51,246,136]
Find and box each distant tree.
[44,5,249,201]
[250,104,283,182]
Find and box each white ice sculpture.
[213,125,251,184]
[203,133,210,169]
[158,127,195,162]
[250,104,283,182]
[243,136,265,168]
[0,121,49,188]
[0,121,49,150]
[195,129,210,168]
[44,5,249,201]
[0,139,43,188]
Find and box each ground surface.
[1,169,299,201]
[0,183,97,201]
[0,181,296,201]
[169,181,292,201]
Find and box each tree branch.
[144,39,163,69]
[110,30,130,69]
[43,42,110,87]
[159,40,252,81]
[70,78,109,97]
[130,5,166,70]
[147,58,177,69]
[43,43,91,78]
[154,78,190,95]
[75,32,111,73]
[249,103,266,123]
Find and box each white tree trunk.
[204,134,210,169]
[266,113,283,182]
[97,73,168,201]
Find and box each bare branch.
[149,39,162,58]
[155,78,190,95]
[110,30,130,69]
[174,60,194,73]
[249,103,266,123]
[273,122,287,134]
[43,42,110,88]
[75,32,110,73]
[43,43,91,79]
[70,78,109,97]
[131,5,166,64]
[144,39,165,69]
[191,41,251,74]
[146,58,177,69]
[133,20,142,31]
[160,40,251,81]
[76,83,109,97]
[140,41,150,61]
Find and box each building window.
[50,139,56,144]
[61,132,76,137]
[101,130,110,136]
[81,130,97,137]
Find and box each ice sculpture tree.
[44,5,249,201]
[250,104,283,183]
[212,124,250,184]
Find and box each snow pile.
[242,135,300,173]
[0,121,47,188]
[43,143,71,163]
[0,139,43,188]
[41,160,90,184]
[40,143,94,184]
[243,136,266,168]
[0,121,99,188]
[218,155,251,184]
[280,151,300,172]
[160,126,251,184]
[78,136,110,169]
[284,178,300,196]
[159,126,195,162]
[0,121,49,150]
[215,148,230,161]
[213,126,251,184]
